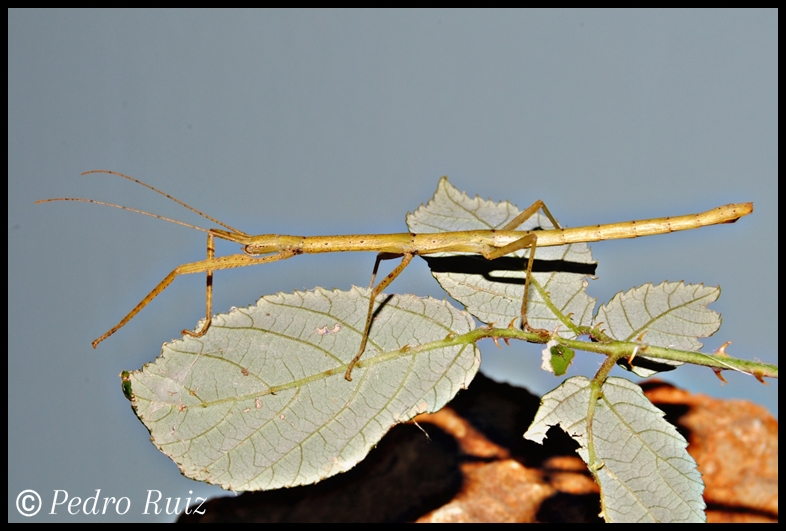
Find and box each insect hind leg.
[489,199,561,334]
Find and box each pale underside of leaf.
[407,177,596,335]
[524,376,705,523]
[126,287,479,491]
[595,282,721,377]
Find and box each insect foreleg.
[92,248,297,348]
[182,232,216,340]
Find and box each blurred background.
[9,9,776,522]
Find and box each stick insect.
[37,171,753,381]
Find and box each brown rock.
[179,375,777,523]
[641,381,778,523]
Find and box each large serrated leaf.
[524,376,705,522]
[407,177,596,334]
[124,287,479,491]
[594,282,721,377]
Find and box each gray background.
[9,9,777,522]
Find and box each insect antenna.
[35,196,214,234]
[38,169,249,236]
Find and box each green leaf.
[123,287,479,491]
[524,376,706,523]
[407,177,596,334]
[594,282,721,377]
[541,340,575,376]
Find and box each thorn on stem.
[627,346,639,364]
[714,340,732,357]
[712,368,728,384]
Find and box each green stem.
[432,327,778,380]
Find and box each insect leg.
[182,232,216,339]
[499,199,561,232]
[345,252,415,381]
[92,248,297,348]
[487,200,562,333]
